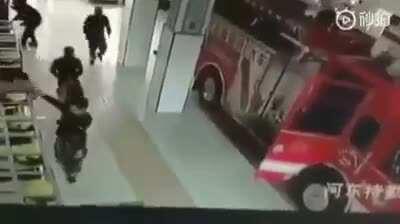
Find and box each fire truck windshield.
[292,83,366,136]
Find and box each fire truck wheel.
[198,73,222,107]
[293,167,348,213]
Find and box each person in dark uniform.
[50,46,83,87]
[83,6,111,65]
[11,0,42,47]
[48,94,91,183]
[35,88,92,183]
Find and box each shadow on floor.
[199,102,268,168]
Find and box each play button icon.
[336,8,357,31]
[342,16,352,25]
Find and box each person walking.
[35,88,92,183]
[50,47,83,86]
[11,0,42,47]
[83,6,112,65]
[50,46,84,101]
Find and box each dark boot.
[67,175,76,183]
[28,41,38,47]
[97,52,103,61]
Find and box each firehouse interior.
[1,0,400,214]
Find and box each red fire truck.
[193,0,400,213]
[256,55,400,213]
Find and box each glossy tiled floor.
[19,0,295,210]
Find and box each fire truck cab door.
[347,116,380,171]
[344,112,392,208]
[349,114,388,175]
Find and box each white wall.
[157,34,203,113]
[123,0,158,68]
[117,0,135,65]
[145,26,175,115]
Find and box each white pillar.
[118,0,159,68]
[146,0,215,114]
[157,33,203,112]
[117,0,134,65]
